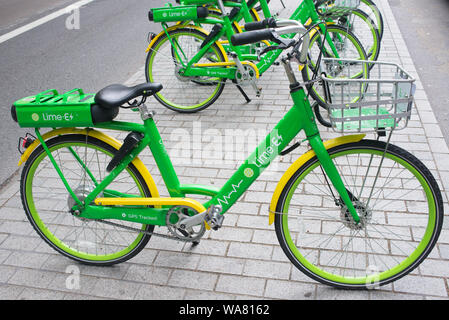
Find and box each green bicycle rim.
[360,0,384,40]
[147,29,225,111]
[349,9,380,61]
[307,26,367,78]
[23,139,149,263]
[278,144,438,287]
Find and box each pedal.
[252,83,262,97]
[205,205,224,230]
[249,76,262,97]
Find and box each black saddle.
[90,82,162,124]
[95,82,163,109]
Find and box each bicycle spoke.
[23,136,152,264]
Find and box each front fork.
[282,57,361,223]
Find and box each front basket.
[320,58,416,133]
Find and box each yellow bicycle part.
[18,127,161,200]
[268,134,365,225]
[145,24,229,63]
[95,197,206,214]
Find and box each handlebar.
[230,28,276,46]
[244,17,277,31]
[230,20,310,64]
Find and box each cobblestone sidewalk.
[1,0,448,300]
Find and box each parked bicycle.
[145,0,377,112]
[12,21,443,289]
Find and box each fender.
[18,128,160,199]
[268,134,365,225]
[145,24,229,62]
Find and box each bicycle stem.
[216,0,227,16]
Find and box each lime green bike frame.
[170,0,351,79]
[33,58,361,226]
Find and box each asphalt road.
[0,0,75,32]
[389,0,449,144]
[0,0,166,186]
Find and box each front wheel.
[274,139,443,289]
[20,134,154,266]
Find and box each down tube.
[209,105,304,213]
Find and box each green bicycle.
[12,22,443,289]
[217,0,383,61]
[254,0,384,35]
[262,0,384,57]
[145,0,373,112]
[175,0,383,65]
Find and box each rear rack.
[18,88,95,105]
[12,88,96,128]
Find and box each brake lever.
[271,31,296,47]
[258,31,296,59]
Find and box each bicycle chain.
[95,219,196,242]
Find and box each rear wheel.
[21,134,154,266]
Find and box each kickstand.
[232,80,251,103]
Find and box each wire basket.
[317,0,361,17]
[320,58,416,133]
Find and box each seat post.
[138,103,156,121]
[142,108,183,197]
[281,56,299,88]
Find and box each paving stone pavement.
[1,0,448,300]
